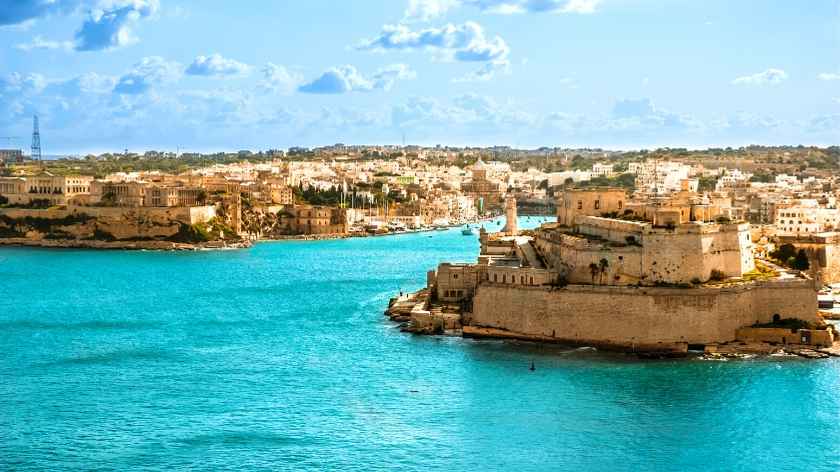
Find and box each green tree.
[589,262,599,285]
[598,258,609,284]
[792,249,810,271]
[771,243,797,264]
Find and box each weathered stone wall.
[534,221,755,285]
[468,279,817,347]
[0,205,215,241]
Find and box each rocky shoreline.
[385,288,840,360]
[0,237,252,251]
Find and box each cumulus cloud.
[452,62,510,82]
[298,64,415,94]
[357,22,509,64]
[731,68,787,86]
[113,56,182,95]
[259,63,303,95]
[404,0,460,22]
[186,54,251,78]
[0,72,49,95]
[357,21,509,80]
[466,0,600,14]
[818,72,840,81]
[392,93,535,130]
[401,0,600,18]
[75,0,159,51]
[609,97,701,131]
[15,35,74,51]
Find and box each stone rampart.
[468,279,817,348]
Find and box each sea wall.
[467,279,817,348]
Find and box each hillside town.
[1,144,840,266]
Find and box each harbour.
[3,217,840,471]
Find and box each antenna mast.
[31,115,42,163]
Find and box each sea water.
[2,218,840,471]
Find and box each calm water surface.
[2,217,840,471]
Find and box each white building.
[775,204,840,236]
[591,163,615,178]
[629,161,692,195]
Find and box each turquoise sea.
[2,217,840,471]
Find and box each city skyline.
[2,0,840,153]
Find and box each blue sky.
[1,0,839,154]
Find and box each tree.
[598,258,609,284]
[771,243,797,264]
[792,249,810,271]
[589,262,599,285]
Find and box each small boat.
[461,225,474,236]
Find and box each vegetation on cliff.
[169,217,240,244]
[770,244,810,271]
[0,213,94,238]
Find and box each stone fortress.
[390,184,834,356]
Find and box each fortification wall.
[535,221,755,285]
[468,279,817,348]
[0,205,216,241]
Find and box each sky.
[1,0,839,154]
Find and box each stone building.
[556,187,626,226]
[0,173,93,206]
[420,186,818,352]
[461,159,504,212]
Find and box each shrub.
[770,243,797,264]
[709,269,726,281]
[751,317,814,330]
[792,249,810,271]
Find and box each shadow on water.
[39,348,184,367]
[0,319,159,331]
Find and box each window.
[594,200,600,210]
[618,201,623,209]
[577,201,583,210]
[453,274,458,279]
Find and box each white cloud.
[259,63,303,95]
[731,68,787,86]
[465,0,600,14]
[186,54,251,78]
[75,0,159,51]
[298,64,415,94]
[818,72,840,81]
[15,35,73,51]
[113,56,182,95]
[356,21,510,79]
[404,0,460,22]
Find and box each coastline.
[0,237,252,251]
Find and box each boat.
[461,225,474,236]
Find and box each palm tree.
[599,258,609,285]
[589,262,599,285]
